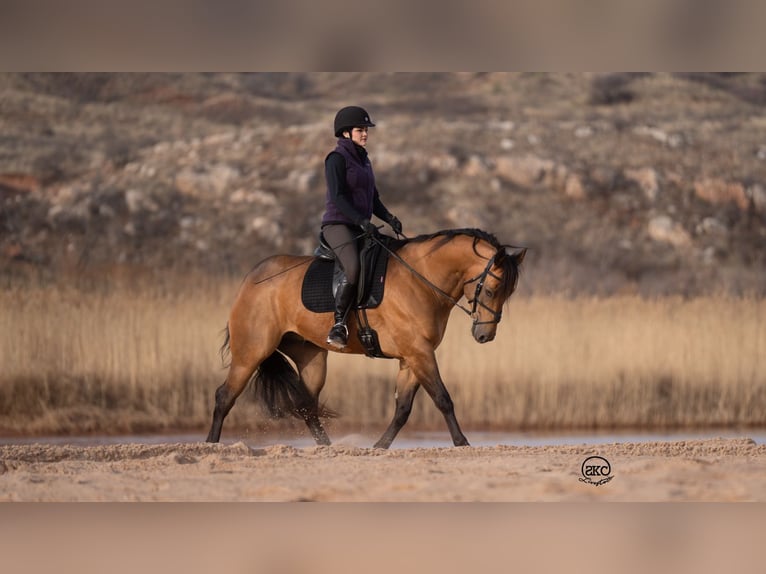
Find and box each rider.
[321,105,403,349]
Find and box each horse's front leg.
[374,361,420,449]
[413,350,470,447]
[375,351,469,448]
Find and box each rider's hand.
[389,216,403,236]
[360,219,377,236]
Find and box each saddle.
[301,233,403,358]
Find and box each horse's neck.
[402,237,477,298]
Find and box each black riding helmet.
[334,106,376,137]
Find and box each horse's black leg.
[304,413,331,446]
[206,362,258,443]
[206,383,234,443]
[374,362,420,449]
[278,336,332,446]
[423,381,469,447]
[414,353,470,447]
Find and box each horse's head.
[463,245,526,344]
[395,228,527,344]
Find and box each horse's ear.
[506,247,527,266]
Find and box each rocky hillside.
[1,73,765,295]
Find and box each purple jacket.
[321,138,378,227]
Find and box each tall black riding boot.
[327,280,356,349]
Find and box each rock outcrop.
[1,72,764,295]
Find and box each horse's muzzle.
[472,323,496,344]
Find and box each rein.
[371,234,503,325]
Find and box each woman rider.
[321,105,403,349]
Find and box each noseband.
[463,255,503,326]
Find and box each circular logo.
[579,455,614,486]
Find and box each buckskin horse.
[206,228,526,449]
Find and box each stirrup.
[326,322,349,348]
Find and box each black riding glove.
[360,219,378,236]
[388,216,403,235]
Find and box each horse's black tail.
[253,351,339,420]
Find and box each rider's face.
[347,126,369,147]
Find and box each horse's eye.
[484,288,494,299]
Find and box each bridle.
[372,235,504,326]
[463,254,504,326]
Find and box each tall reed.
[1,276,764,436]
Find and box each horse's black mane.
[399,228,523,301]
[404,228,505,251]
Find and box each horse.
[206,228,527,449]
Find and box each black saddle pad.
[301,239,395,313]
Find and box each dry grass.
[1,276,764,437]
[425,296,766,431]
[0,274,238,434]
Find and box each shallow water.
[1,429,764,448]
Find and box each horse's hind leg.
[207,326,279,443]
[206,361,257,443]
[278,335,331,446]
[373,360,420,449]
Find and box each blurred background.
[2,72,765,294]
[1,72,764,439]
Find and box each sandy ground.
[1,437,764,501]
